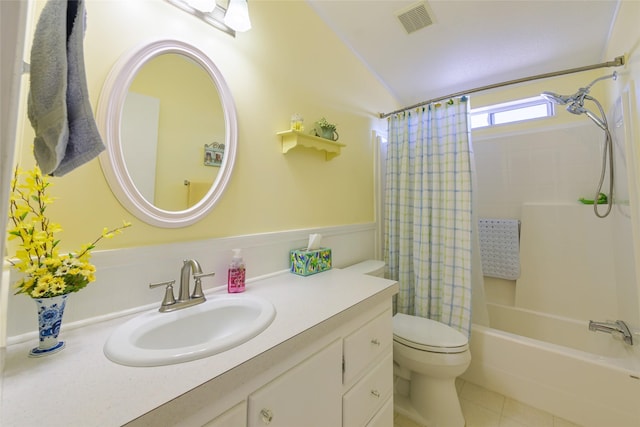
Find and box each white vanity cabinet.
[247,339,343,426]
[203,401,247,427]
[342,308,394,427]
[364,397,394,427]
[243,306,395,427]
[124,303,395,427]
[242,305,394,427]
[3,268,399,427]
[119,277,396,427]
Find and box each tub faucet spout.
[588,320,633,346]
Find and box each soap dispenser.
[228,249,246,293]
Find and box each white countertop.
[1,269,397,427]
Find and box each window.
[470,96,554,129]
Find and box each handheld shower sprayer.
[566,97,608,131]
[541,72,616,128]
[540,71,617,218]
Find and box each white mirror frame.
[97,39,238,228]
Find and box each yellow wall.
[13,0,398,252]
[470,68,611,134]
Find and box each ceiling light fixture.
[165,0,251,36]
[224,0,252,32]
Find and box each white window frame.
[470,96,555,129]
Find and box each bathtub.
[461,303,640,427]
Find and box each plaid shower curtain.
[384,98,473,336]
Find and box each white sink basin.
[104,294,276,367]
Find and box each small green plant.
[313,117,339,141]
[314,117,336,131]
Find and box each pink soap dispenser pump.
[227,248,246,293]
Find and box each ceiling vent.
[395,2,433,34]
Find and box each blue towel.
[28,0,104,176]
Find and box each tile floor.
[393,379,582,427]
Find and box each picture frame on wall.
[204,142,224,167]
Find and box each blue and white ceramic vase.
[29,294,68,357]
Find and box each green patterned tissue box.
[289,248,332,276]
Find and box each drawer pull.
[371,389,380,398]
[371,338,381,346]
[260,408,273,424]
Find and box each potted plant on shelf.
[312,117,339,141]
[6,165,131,357]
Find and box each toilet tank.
[342,260,385,277]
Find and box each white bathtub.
[461,303,640,427]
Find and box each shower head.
[540,91,574,105]
[541,73,617,219]
[541,72,616,131]
[541,72,618,106]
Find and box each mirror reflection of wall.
[122,93,160,204]
[124,53,225,211]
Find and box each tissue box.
[289,248,332,276]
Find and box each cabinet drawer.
[343,353,393,427]
[203,401,246,427]
[343,308,392,384]
[366,397,393,427]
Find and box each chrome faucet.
[588,320,634,346]
[179,259,203,302]
[149,259,215,312]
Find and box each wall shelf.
[277,130,346,160]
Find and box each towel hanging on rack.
[478,218,521,280]
[28,0,105,176]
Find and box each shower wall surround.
[473,117,639,326]
[516,203,618,320]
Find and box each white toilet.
[343,260,471,427]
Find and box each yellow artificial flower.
[101,227,114,239]
[31,282,50,298]
[7,165,131,298]
[50,278,67,294]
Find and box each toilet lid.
[393,313,469,353]
[343,260,385,275]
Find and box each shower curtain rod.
[378,55,626,119]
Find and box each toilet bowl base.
[394,392,429,426]
[410,374,465,427]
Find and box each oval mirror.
[97,39,237,228]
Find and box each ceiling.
[307,0,621,109]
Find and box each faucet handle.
[149,279,176,289]
[193,271,215,280]
[191,272,215,299]
[149,280,177,309]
